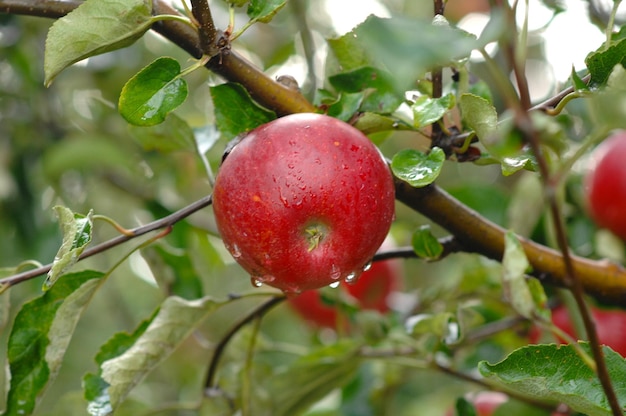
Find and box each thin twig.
[204,296,285,390]
[0,195,213,288]
[434,363,556,411]
[190,0,218,56]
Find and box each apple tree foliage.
[1,0,626,415]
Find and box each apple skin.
[212,113,396,294]
[585,132,626,240]
[287,257,400,328]
[530,305,626,357]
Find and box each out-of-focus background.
[0,1,619,414]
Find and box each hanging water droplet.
[261,274,276,283]
[231,244,241,258]
[251,276,263,287]
[282,285,302,296]
[330,264,341,280]
[363,261,373,272]
[344,272,358,284]
[329,281,340,288]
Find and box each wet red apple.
[212,113,395,294]
[530,305,626,356]
[585,131,626,240]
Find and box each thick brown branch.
[395,180,626,306]
[0,0,315,115]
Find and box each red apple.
[212,113,396,294]
[345,257,399,312]
[445,391,508,416]
[530,305,626,356]
[585,132,626,240]
[287,256,400,328]
[287,288,342,328]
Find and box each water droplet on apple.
[251,277,263,287]
[260,274,276,283]
[363,261,372,272]
[282,285,302,296]
[344,272,358,284]
[330,264,341,280]
[329,281,340,288]
[231,244,241,258]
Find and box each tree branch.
[2,0,626,309]
[0,195,213,288]
[394,181,626,306]
[0,0,316,115]
[190,0,217,56]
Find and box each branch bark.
[2,0,626,307]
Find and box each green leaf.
[588,73,626,130]
[411,225,444,260]
[455,397,478,416]
[45,206,94,290]
[326,92,364,122]
[352,112,410,138]
[501,231,535,319]
[228,0,249,6]
[407,312,458,344]
[412,93,455,128]
[141,243,203,300]
[84,311,156,416]
[350,15,483,91]
[586,38,626,86]
[460,94,536,175]
[119,57,188,127]
[270,341,362,416]
[327,33,372,72]
[571,66,589,91]
[210,82,276,140]
[479,343,626,416]
[329,66,403,114]
[391,147,445,188]
[44,0,153,86]
[247,0,287,23]
[128,113,196,153]
[99,296,222,410]
[6,271,104,416]
[459,93,498,142]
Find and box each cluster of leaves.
[2,0,626,415]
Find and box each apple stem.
[305,223,328,251]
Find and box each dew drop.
[231,244,241,259]
[329,281,340,288]
[363,261,373,272]
[282,286,302,296]
[261,274,276,283]
[344,272,358,284]
[330,264,341,280]
[251,277,263,287]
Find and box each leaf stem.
[150,13,196,29]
